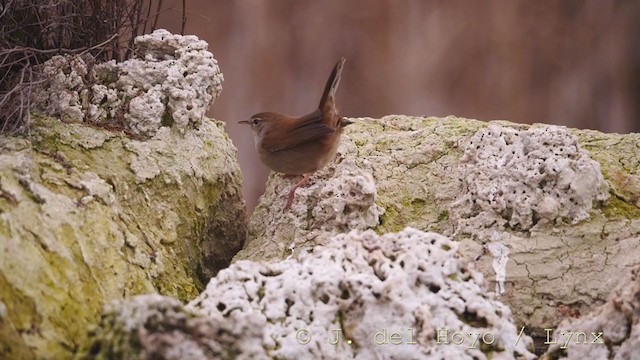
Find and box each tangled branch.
[0,0,186,136]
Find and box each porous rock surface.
[0,31,243,359]
[78,229,535,360]
[452,125,609,234]
[244,115,640,339]
[35,29,223,137]
[75,295,247,360]
[540,266,640,360]
[235,157,383,261]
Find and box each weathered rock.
[75,295,253,360]
[540,266,640,359]
[1,29,242,359]
[452,124,609,233]
[236,157,384,261]
[242,115,640,339]
[0,112,245,358]
[35,29,224,138]
[79,229,535,359]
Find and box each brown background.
[157,1,640,211]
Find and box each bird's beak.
[239,120,250,125]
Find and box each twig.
[0,0,186,136]
[181,0,187,35]
[151,0,164,32]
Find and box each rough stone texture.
[235,157,383,261]
[0,299,36,359]
[75,295,253,360]
[452,125,609,234]
[35,29,223,137]
[79,229,535,360]
[0,112,245,358]
[540,266,640,360]
[243,115,640,340]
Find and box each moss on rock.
[0,114,245,359]
[244,115,640,339]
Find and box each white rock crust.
[89,294,262,359]
[35,29,223,137]
[239,156,384,261]
[295,157,383,232]
[189,228,535,359]
[452,125,609,233]
[38,55,87,122]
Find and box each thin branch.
[145,0,154,34]
[151,0,164,32]
[181,0,187,35]
[76,33,119,57]
[0,0,187,136]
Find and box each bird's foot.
[282,174,310,211]
[284,188,296,211]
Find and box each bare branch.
[181,0,187,35]
[1,0,187,136]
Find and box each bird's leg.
[284,174,310,210]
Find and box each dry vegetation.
[0,0,186,135]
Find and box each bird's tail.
[318,57,346,111]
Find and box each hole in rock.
[459,308,489,328]
[319,294,330,304]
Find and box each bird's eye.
[252,118,260,125]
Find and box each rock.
[0,113,245,358]
[0,30,243,358]
[34,29,224,137]
[540,266,640,359]
[452,124,609,233]
[79,229,535,360]
[75,295,255,360]
[236,157,384,261]
[0,299,37,359]
[243,115,640,339]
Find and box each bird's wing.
[262,109,335,152]
[261,57,346,153]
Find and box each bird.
[240,57,350,210]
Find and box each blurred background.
[156,0,640,212]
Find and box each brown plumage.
[240,57,350,209]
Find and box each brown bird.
[240,57,350,210]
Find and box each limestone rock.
[76,295,255,360]
[244,115,640,340]
[235,157,383,261]
[80,229,535,359]
[540,266,640,360]
[0,112,245,358]
[452,124,609,233]
[34,29,224,137]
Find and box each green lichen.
[375,205,404,234]
[603,195,640,219]
[0,273,42,341]
[0,319,36,360]
[438,210,449,222]
[1,113,245,358]
[375,196,445,235]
